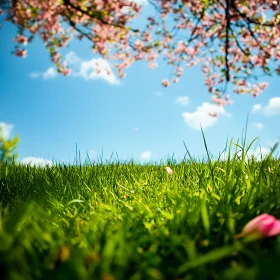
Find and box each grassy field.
[0,141,280,280]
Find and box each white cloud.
[43,67,57,79]
[140,151,151,160]
[254,147,271,159]
[134,127,140,131]
[252,104,262,113]
[175,96,189,105]
[263,97,280,116]
[66,52,119,84]
[182,102,228,130]
[65,51,81,65]
[75,58,119,84]
[0,122,13,138]
[30,67,57,80]
[252,122,264,129]
[247,147,271,161]
[29,52,119,84]
[21,157,53,167]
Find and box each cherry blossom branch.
[63,14,93,42]
[231,0,280,28]
[63,0,139,32]
[225,0,231,82]
[1,0,279,102]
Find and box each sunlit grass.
[0,138,279,279]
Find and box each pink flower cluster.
[58,63,71,76]
[211,95,232,106]
[140,0,279,101]
[5,0,142,77]
[51,52,61,64]
[234,81,268,97]
[15,49,27,58]
[14,34,28,45]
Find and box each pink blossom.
[51,52,61,63]
[236,213,280,238]
[134,39,144,50]
[211,95,232,106]
[208,112,217,117]
[14,34,28,45]
[147,52,157,62]
[176,67,183,76]
[144,32,152,42]
[184,47,196,57]
[237,79,246,86]
[135,53,144,60]
[162,79,169,87]
[58,66,71,76]
[165,166,173,175]
[148,62,157,69]
[211,95,225,106]
[258,82,268,90]
[15,49,27,57]
[118,69,126,78]
[175,41,186,54]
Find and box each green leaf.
[178,243,243,273]
[201,199,210,234]
[67,199,84,205]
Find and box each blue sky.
[1,2,279,165]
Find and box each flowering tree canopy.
[1,0,279,104]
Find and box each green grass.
[0,141,280,279]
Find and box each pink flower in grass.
[236,213,280,239]
[165,166,173,175]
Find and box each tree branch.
[231,0,279,27]
[63,0,139,33]
[225,0,231,82]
